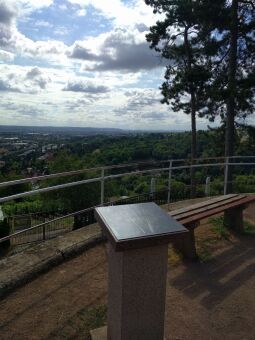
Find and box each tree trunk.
[190,94,197,198]
[225,0,238,194]
[184,26,197,198]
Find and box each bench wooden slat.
[171,194,247,220]
[179,195,255,226]
[170,194,238,216]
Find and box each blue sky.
[0,0,219,130]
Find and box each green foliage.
[134,182,149,194]
[233,175,255,194]
[0,174,31,198]
[1,129,255,218]
[243,220,255,235]
[198,248,213,263]
[2,199,64,216]
[210,216,230,240]
[146,0,212,117]
[47,304,107,339]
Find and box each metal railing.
[5,189,170,245]
[0,155,254,245]
[1,155,255,204]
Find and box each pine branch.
[240,0,255,10]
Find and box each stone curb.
[0,224,105,299]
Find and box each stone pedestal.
[94,203,188,340]
[108,243,168,340]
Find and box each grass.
[197,247,213,263]
[209,216,230,240]
[47,304,107,339]
[83,305,107,338]
[168,245,183,265]
[244,220,255,235]
[196,217,232,263]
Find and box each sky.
[0,0,222,131]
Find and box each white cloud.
[66,0,157,28]
[0,1,69,62]
[0,65,52,93]
[11,0,53,15]
[34,20,53,28]
[0,0,195,130]
[0,1,161,70]
[0,49,14,61]
[63,78,110,93]
[76,9,86,17]
[59,4,68,11]
[69,27,163,72]
[115,88,162,117]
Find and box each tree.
[145,0,212,197]
[200,0,255,192]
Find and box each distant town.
[0,125,132,178]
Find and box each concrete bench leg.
[173,223,198,260]
[224,207,244,233]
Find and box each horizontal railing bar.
[0,164,137,188]
[0,159,186,189]
[0,189,170,243]
[229,162,255,166]
[0,160,254,203]
[0,206,96,243]
[2,163,254,244]
[229,156,255,159]
[0,162,228,203]
[0,176,102,203]
[0,155,254,189]
[0,160,173,189]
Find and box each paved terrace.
[0,198,254,339]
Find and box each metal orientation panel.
[95,202,188,251]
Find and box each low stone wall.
[0,223,104,299]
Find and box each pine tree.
[146,0,255,194]
[145,0,212,197]
[202,0,255,192]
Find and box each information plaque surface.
[95,202,187,250]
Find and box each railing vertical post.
[43,225,46,240]
[205,176,210,197]
[224,157,229,195]
[11,217,15,234]
[167,160,173,210]
[150,177,156,201]
[101,168,105,205]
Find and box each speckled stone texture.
[107,243,168,340]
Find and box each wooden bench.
[169,194,255,260]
